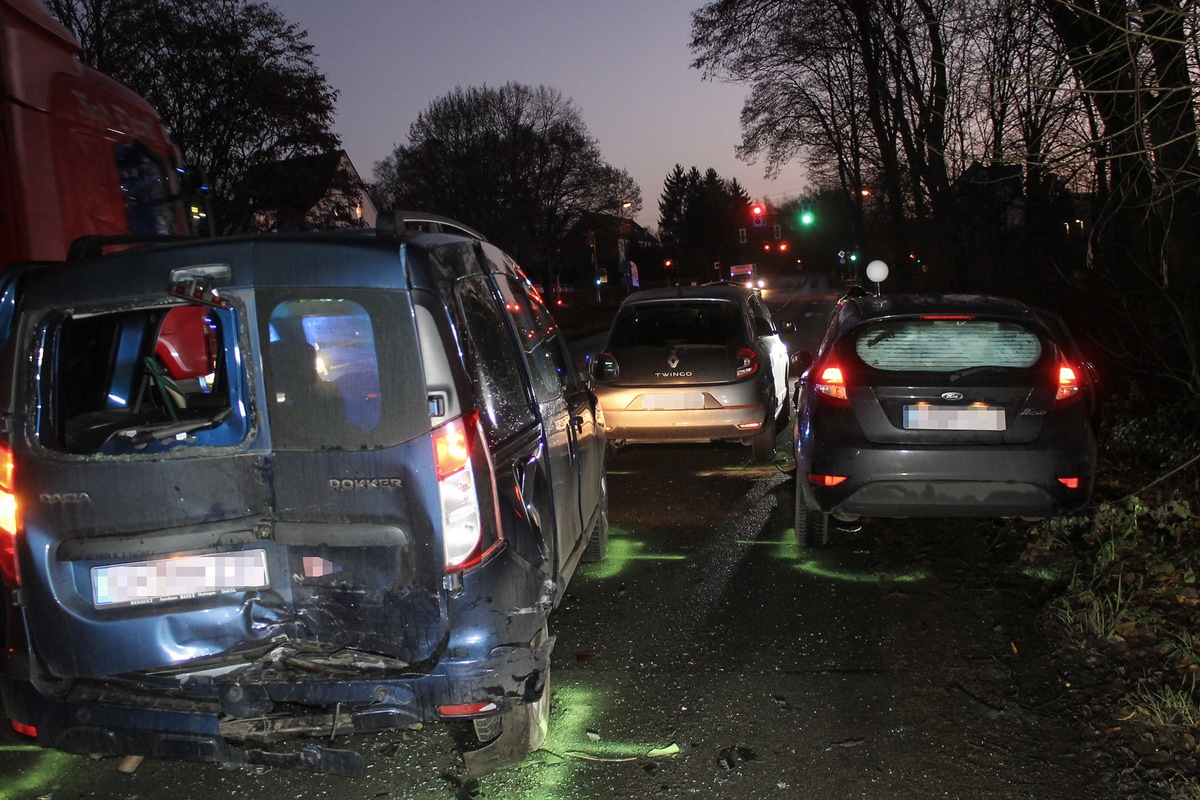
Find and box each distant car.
[589,284,790,461]
[794,292,1099,545]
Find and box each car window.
[851,319,1043,372]
[609,300,743,348]
[38,302,247,455]
[454,275,537,437]
[495,276,575,404]
[259,290,426,450]
[748,294,777,335]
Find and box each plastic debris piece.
[117,755,144,774]
[647,743,681,758]
[562,751,638,763]
[586,730,601,742]
[773,695,793,711]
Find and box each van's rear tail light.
[10,721,36,738]
[1058,477,1081,489]
[0,445,19,586]
[808,474,847,487]
[813,363,849,406]
[435,414,502,573]
[735,348,760,379]
[1055,364,1082,404]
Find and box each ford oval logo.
[941,391,964,401]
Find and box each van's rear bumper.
[0,634,552,777]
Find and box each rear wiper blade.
[113,409,232,446]
[948,365,1010,382]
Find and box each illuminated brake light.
[0,445,18,586]
[434,417,487,572]
[1055,364,1081,404]
[921,314,975,320]
[1058,477,1081,489]
[735,348,759,378]
[10,721,36,738]
[813,363,849,405]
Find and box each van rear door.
[14,282,448,680]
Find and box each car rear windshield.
[851,318,1044,372]
[259,290,427,450]
[38,302,248,455]
[609,300,744,348]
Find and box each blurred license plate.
[643,392,705,410]
[92,550,269,607]
[903,405,1005,431]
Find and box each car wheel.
[581,478,609,563]
[750,422,776,462]
[794,481,831,547]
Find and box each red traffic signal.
[751,203,764,217]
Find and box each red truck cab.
[1,0,203,268]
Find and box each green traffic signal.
[800,203,814,226]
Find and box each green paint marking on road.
[795,558,927,584]
[578,532,686,581]
[0,750,74,800]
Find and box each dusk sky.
[279,0,810,229]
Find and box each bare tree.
[46,0,341,234]
[1037,0,1200,396]
[372,83,641,285]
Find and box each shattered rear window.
[39,303,247,455]
[852,319,1043,372]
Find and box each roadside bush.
[1023,391,1200,797]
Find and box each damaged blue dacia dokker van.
[0,219,608,776]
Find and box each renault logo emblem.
[667,355,680,369]
[941,391,964,401]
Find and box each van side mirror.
[588,352,619,382]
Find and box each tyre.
[750,422,776,462]
[794,479,831,547]
[581,478,609,563]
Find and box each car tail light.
[435,414,502,573]
[812,362,849,406]
[808,474,847,487]
[0,445,19,586]
[1055,364,1081,404]
[1058,477,1081,489]
[735,348,759,379]
[10,721,36,738]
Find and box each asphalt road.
[0,280,1128,799]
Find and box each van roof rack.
[376,211,486,242]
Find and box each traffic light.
[751,203,764,227]
[848,250,859,263]
[800,203,814,226]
